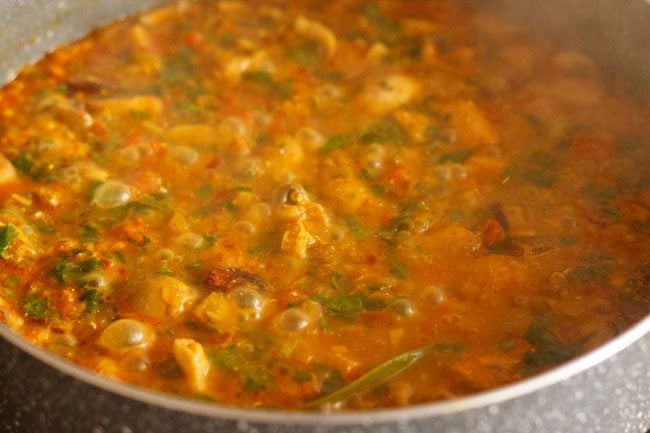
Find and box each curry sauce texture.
[0,0,649,411]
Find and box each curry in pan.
[0,0,649,410]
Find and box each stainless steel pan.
[0,1,649,432]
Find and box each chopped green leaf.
[619,277,650,318]
[345,216,368,239]
[3,275,19,289]
[50,257,103,285]
[202,234,218,248]
[23,294,51,319]
[304,343,445,408]
[232,185,253,193]
[311,293,365,317]
[207,346,240,371]
[329,272,349,291]
[525,320,560,346]
[400,37,423,60]
[360,169,378,182]
[270,80,293,100]
[34,222,56,235]
[222,200,240,213]
[360,119,407,145]
[497,338,515,351]
[523,170,557,188]
[195,184,214,199]
[79,224,99,243]
[158,266,173,276]
[161,46,195,84]
[0,224,18,257]
[360,3,400,36]
[84,289,101,315]
[280,339,299,357]
[242,70,292,100]
[487,239,522,256]
[318,135,351,155]
[319,317,331,331]
[523,320,592,370]
[439,150,472,164]
[414,182,432,196]
[363,297,388,311]
[314,364,344,396]
[219,33,237,48]
[426,125,443,141]
[113,250,127,264]
[286,40,321,67]
[316,70,344,81]
[360,169,385,197]
[391,262,409,279]
[524,335,591,370]
[243,368,271,393]
[76,258,103,273]
[293,370,312,383]
[101,195,172,226]
[242,70,273,84]
[528,151,556,169]
[129,110,151,121]
[569,266,607,283]
[11,152,35,176]
[49,261,71,285]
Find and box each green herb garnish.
[23,294,51,319]
[0,224,18,257]
[243,368,271,393]
[202,234,218,248]
[345,216,369,239]
[286,40,321,67]
[318,135,351,155]
[523,320,592,370]
[50,257,103,285]
[360,119,407,145]
[293,370,312,383]
[79,224,99,243]
[242,70,273,84]
[391,262,409,279]
[3,275,19,289]
[304,343,461,408]
[84,289,101,315]
[439,149,472,164]
[242,70,293,100]
[360,3,400,36]
[523,170,557,189]
[311,293,365,317]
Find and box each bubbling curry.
[0,0,649,411]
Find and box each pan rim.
[1,314,648,425]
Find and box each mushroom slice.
[294,16,337,57]
[123,275,198,319]
[281,219,316,258]
[0,153,17,185]
[359,74,419,116]
[173,338,210,393]
[193,292,238,333]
